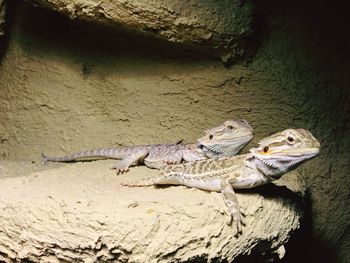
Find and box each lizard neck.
[219,154,271,189]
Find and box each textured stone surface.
[0,160,304,262]
[25,0,253,62]
[0,0,349,262]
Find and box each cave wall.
[0,0,349,262]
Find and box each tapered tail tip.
[120,182,142,187]
[41,153,49,164]
[120,181,153,187]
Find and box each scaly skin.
[42,119,254,173]
[122,128,320,234]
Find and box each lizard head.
[250,128,320,179]
[197,119,254,158]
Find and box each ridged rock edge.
[0,160,304,262]
[24,0,253,62]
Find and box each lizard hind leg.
[111,149,149,174]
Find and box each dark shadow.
[281,188,339,263]
[0,0,17,63]
[241,183,302,203]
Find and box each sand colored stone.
[0,160,304,262]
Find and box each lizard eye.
[209,135,213,140]
[287,136,294,144]
[227,125,234,130]
[263,146,269,153]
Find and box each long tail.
[41,148,130,163]
[121,173,184,187]
[120,178,158,187]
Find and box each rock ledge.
[0,160,304,262]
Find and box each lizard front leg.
[111,149,149,174]
[221,178,244,236]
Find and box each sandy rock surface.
[25,0,252,62]
[0,160,304,262]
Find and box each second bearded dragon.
[42,119,254,173]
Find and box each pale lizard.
[122,128,320,234]
[42,119,254,173]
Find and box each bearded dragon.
[122,129,320,234]
[42,119,254,173]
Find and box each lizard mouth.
[257,153,317,171]
[199,134,253,157]
[200,136,253,152]
[199,144,223,154]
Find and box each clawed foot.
[164,157,182,165]
[220,180,245,236]
[110,163,130,174]
[226,209,245,236]
[165,160,180,165]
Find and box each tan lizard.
[122,128,320,234]
[42,119,254,173]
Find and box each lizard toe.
[229,210,243,236]
[111,164,130,174]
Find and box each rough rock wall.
[0,0,349,262]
